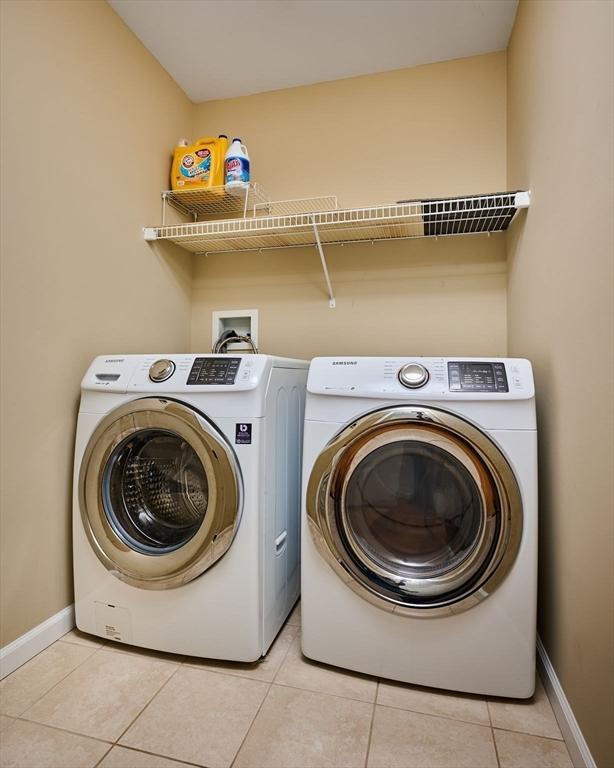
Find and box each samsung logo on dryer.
[332,361,358,365]
[104,358,125,363]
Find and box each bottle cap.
[232,137,241,142]
[218,134,228,139]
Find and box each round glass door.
[344,440,484,583]
[103,429,209,555]
[306,406,522,616]
[79,398,241,589]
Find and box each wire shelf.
[146,192,529,254]
[162,182,269,222]
[253,195,339,217]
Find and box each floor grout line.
[9,717,114,747]
[374,701,495,729]
[228,619,298,768]
[12,643,184,743]
[491,725,567,742]
[487,693,501,768]
[95,742,209,768]
[492,725,502,768]
[363,680,378,768]
[113,660,184,747]
[271,679,378,706]
[228,679,274,768]
[8,640,102,719]
[92,742,114,768]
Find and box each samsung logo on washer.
[104,359,124,363]
[332,361,358,366]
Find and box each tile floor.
[0,603,574,768]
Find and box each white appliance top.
[81,354,307,394]
[307,357,534,400]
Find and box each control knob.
[398,363,429,389]
[149,359,175,383]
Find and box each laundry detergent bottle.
[224,138,250,191]
[171,135,227,190]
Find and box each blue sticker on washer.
[235,423,252,444]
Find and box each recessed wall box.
[212,309,259,352]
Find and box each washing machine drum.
[306,406,523,616]
[79,398,242,589]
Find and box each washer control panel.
[187,357,241,385]
[447,361,508,392]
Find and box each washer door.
[80,398,242,589]
[306,406,522,616]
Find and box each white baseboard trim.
[0,605,75,680]
[537,635,596,768]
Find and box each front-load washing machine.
[73,353,307,660]
[301,356,537,697]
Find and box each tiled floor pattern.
[0,603,574,768]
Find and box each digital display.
[448,362,508,392]
[187,357,241,385]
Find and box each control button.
[398,363,430,389]
[149,359,175,383]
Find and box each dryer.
[301,357,537,697]
[73,353,307,660]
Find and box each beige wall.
[507,2,614,765]
[0,1,193,646]
[1,6,612,762]
[191,54,508,358]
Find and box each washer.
[301,356,537,697]
[73,353,307,660]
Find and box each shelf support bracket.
[143,227,158,242]
[514,190,531,208]
[509,190,532,226]
[310,215,336,308]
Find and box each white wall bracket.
[514,190,531,208]
[509,190,531,226]
[310,215,336,308]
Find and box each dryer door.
[79,398,241,589]
[306,406,522,616]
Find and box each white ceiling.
[108,0,518,103]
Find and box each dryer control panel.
[447,361,508,392]
[307,357,534,400]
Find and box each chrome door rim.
[79,398,242,589]
[306,406,523,617]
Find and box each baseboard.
[537,635,597,768]
[0,605,75,680]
